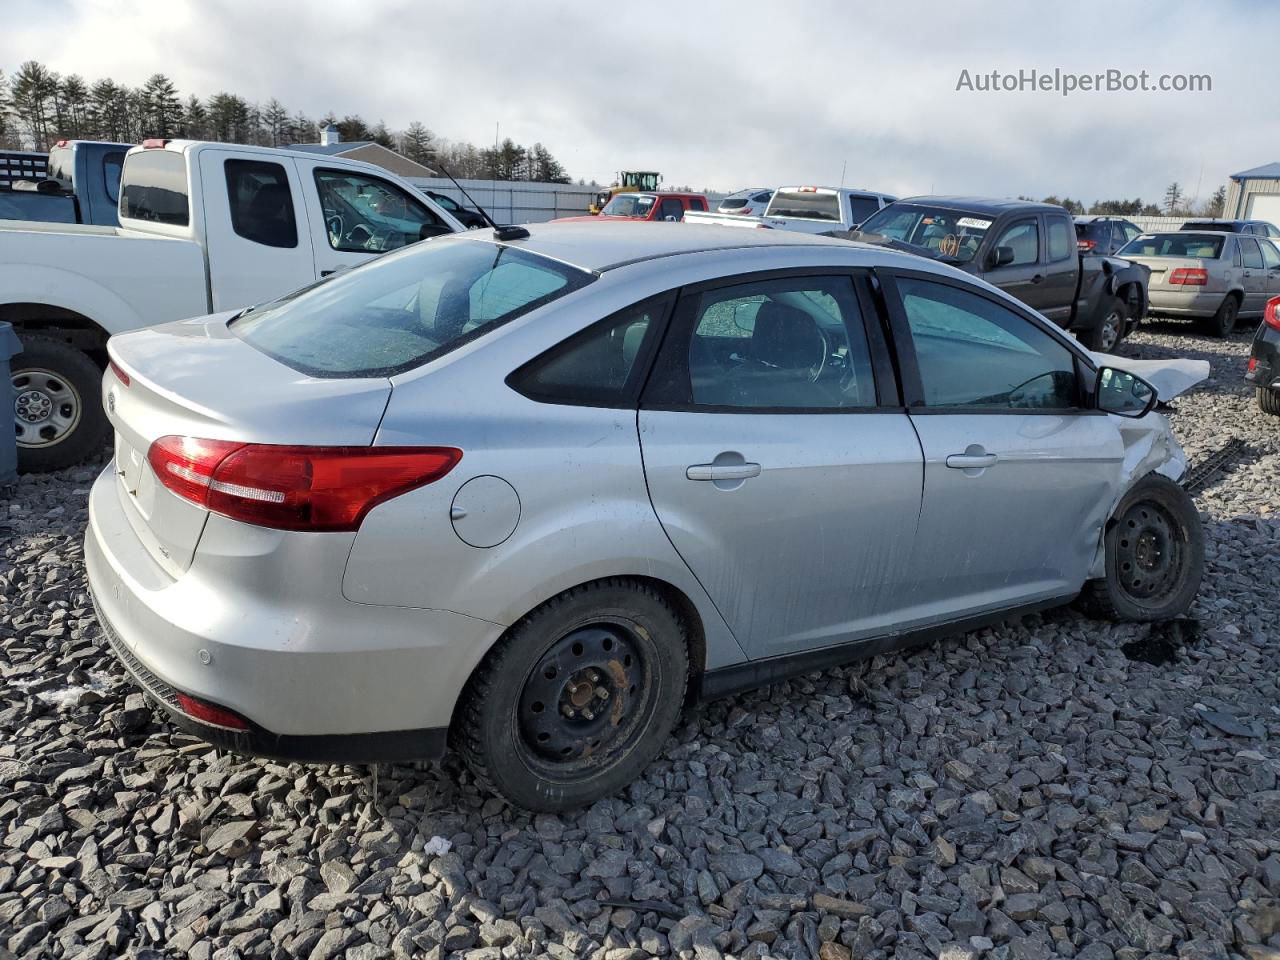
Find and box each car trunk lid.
[1134,255,1211,289]
[105,312,392,577]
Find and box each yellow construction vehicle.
[588,171,662,215]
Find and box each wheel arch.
[0,302,111,357]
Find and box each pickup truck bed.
[686,186,895,234]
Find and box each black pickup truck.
[846,197,1149,351]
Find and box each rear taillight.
[1168,267,1208,286]
[108,360,130,387]
[1266,295,1280,331]
[175,693,249,731]
[142,138,170,149]
[1078,239,1096,251]
[147,436,461,532]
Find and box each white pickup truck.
[2,139,464,470]
[684,185,897,234]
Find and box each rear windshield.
[720,197,749,210]
[858,203,993,263]
[766,189,841,221]
[1180,221,1238,232]
[120,149,190,226]
[1118,233,1224,259]
[230,238,595,378]
[1075,221,1108,240]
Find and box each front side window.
[653,276,877,410]
[1047,216,1073,261]
[314,169,443,253]
[509,296,671,406]
[993,218,1039,267]
[226,159,297,248]
[1240,237,1265,269]
[897,276,1078,410]
[231,238,593,378]
[119,149,190,226]
[659,198,685,221]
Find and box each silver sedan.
[87,223,1206,811]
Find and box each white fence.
[1126,216,1189,233]
[407,177,598,223]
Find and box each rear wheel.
[1257,387,1280,416]
[1206,296,1239,338]
[1080,298,1126,351]
[452,579,689,811]
[1079,473,1203,622]
[11,337,109,473]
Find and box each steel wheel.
[1115,500,1185,605]
[1097,308,1123,351]
[516,622,648,773]
[12,368,82,449]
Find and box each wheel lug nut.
[595,686,609,700]
[562,705,575,718]
[582,708,595,720]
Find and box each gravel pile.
[2,321,1278,960]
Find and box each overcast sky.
[3,0,1272,204]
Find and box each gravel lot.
[2,321,1277,960]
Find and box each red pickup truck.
[559,191,708,223]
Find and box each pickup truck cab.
[850,197,1149,351]
[556,191,708,222]
[0,141,132,226]
[2,138,463,471]
[685,185,896,233]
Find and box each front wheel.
[452,579,690,811]
[1079,298,1126,352]
[11,337,109,473]
[1079,474,1204,622]
[1206,296,1238,338]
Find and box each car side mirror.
[418,223,452,240]
[989,245,1016,268]
[1095,366,1157,417]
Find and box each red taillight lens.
[141,138,169,149]
[108,360,131,387]
[1265,296,1280,331]
[175,693,250,731]
[147,437,461,532]
[1078,239,1096,251]
[1168,267,1208,286]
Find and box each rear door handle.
[946,453,998,469]
[686,462,762,481]
[1030,274,1045,284]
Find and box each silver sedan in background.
[87,223,1207,810]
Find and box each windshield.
[1119,233,1225,259]
[601,194,656,218]
[857,204,993,263]
[231,238,595,378]
[766,189,841,221]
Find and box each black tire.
[1080,298,1126,352]
[1257,387,1280,416]
[1206,295,1239,338]
[1079,473,1204,622]
[11,337,109,473]
[452,579,690,811]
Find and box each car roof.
[456,220,861,272]
[897,196,1066,216]
[611,191,706,199]
[1073,215,1131,222]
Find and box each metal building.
[1224,162,1280,223]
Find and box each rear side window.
[1261,240,1280,269]
[226,159,297,248]
[1240,237,1265,269]
[846,195,880,226]
[1047,216,1073,261]
[120,149,190,226]
[508,295,672,406]
[231,239,594,378]
[689,197,706,211]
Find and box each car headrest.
[750,301,822,370]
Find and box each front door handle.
[686,462,762,481]
[946,452,998,469]
[1030,274,1045,284]
[320,269,339,277]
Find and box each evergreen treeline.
[0,61,571,183]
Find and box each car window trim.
[874,266,1100,416]
[638,266,902,415]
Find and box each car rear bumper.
[1147,289,1224,316]
[85,464,502,761]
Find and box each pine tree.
[262,98,289,146]
[58,75,89,139]
[181,95,208,139]
[11,60,57,149]
[289,111,314,144]
[400,122,435,166]
[141,73,181,138]
[1163,182,1183,215]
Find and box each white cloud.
[1,0,1268,205]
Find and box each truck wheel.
[452,579,689,812]
[1080,298,1126,352]
[1206,296,1238,338]
[11,337,109,473]
[1078,473,1203,622]
[1257,387,1280,416]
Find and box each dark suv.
[1180,219,1280,239]
[1074,216,1142,256]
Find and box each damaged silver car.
[87,223,1207,811]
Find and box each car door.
[301,163,451,277]
[197,149,317,311]
[637,271,925,659]
[1039,214,1079,324]
[880,270,1123,623]
[984,217,1052,314]
[1238,237,1268,316]
[1260,239,1280,299]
